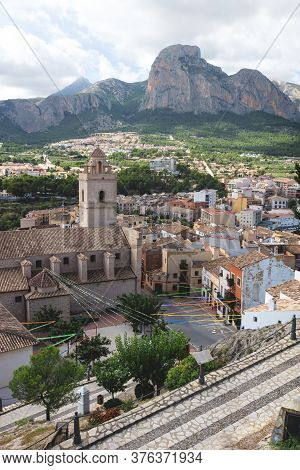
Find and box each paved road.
[162,297,236,349]
[90,342,300,450]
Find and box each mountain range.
[0,44,299,141]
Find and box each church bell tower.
[79,148,117,228]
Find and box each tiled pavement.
[88,342,300,450]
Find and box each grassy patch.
[20,424,54,446]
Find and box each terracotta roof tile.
[0,267,28,293]
[25,287,69,300]
[29,270,58,289]
[266,279,300,301]
[64,267,136,285]
[0,302,37,353]
[229,251,269,269]
[0,226,129,259]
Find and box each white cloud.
[0,0,299,99]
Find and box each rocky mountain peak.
[49,77,91,98]
[142,44,299,120]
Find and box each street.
[162,296,236,349]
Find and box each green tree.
[115,328,189,396]
[76,334,111,380]
[165,355,199,390]
[49,317,88,339]
[9,347,84,421]
[93,354,130,399]
[117,293,162,334]
[32,305,62,324]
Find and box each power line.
[0,1,87,132]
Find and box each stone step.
[91,343,300,450]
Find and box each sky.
[0,0,299,100]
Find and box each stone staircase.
[56,327,300,450]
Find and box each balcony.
[179,272,188,283]
[180,261,188,270]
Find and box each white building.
[236,208,262,228]
[268,195,288,210]
[149,157,177,174]
[242,272,300,329]
[194,189,217,207]
[0,302,37,404]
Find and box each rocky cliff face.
[0,44,299,138]
[0,79,146,134]
[274,80,300,112]
[142,44,299,120]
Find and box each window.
[195,270,199,276]
[81,189,84,202]
[115,253,120,260]
[63,257,69,265]
[36,260,42,269]
[90,254,96,262]
[220,269,223,277]
[173,273,178,279]
[143,235,146,239]
[172,285,178,291]
[198,279,201,284]
[15,296,22,303]
[99,190,105,202]
[237,277,241,287]
[253,316,257,322]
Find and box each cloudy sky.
[0,0,299,100]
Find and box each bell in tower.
[79,148,117,228]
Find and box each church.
[0,148,141,322]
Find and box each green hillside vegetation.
[117,162,226,196]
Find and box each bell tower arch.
[79,148,117,228]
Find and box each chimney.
[104,252,115,280]
[20,259,32,279]
[211,247,220,259]
[268,298,276,311]
[49,256,61,275]
[77,253,88,282]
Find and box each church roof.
[0,226,130,260]
[0,267,28,293]
[91,148,106,159]
[29,269,58,289]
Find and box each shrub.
[103,398,123,410]
[120,399,137,413]
[204,359,224,373]
[135,382,155,400]
[165,355,199,390]
[88,407,121,426]
[273,438,300,450]
[100,407,121,423]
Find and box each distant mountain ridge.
[0,44,299,140]
[49,77,91,97]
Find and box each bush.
[120,399,137,413]
[104,398,123,410]
[273,438,300,450]
[204,359,223,373]
[165,356,199,390]
[134,382,155,400]
[88,407,121,426]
